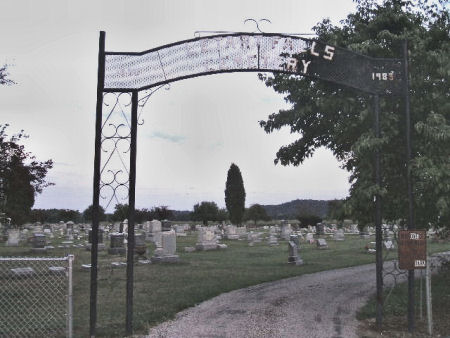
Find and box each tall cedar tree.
[225,163,246,225]
[259,0,449,229]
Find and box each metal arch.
[103,32,403,95]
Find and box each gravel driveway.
[146,254,449,338]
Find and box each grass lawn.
[357,259,450,337]
[1,233,449,337]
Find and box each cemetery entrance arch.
[90,30,411,336]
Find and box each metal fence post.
[426,255,433,335]
[67,255,74,338]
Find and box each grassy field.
[1,233,449,337]
[357,260,450,337]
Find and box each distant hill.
[262,199,329,220]
[170,199,332,222]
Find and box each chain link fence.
[0,256,74,338]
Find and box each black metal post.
[403,39,415,333]
[125,90,138,335]
[374,94,383,330]
[90,30,105,338]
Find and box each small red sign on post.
[398,230,427,270]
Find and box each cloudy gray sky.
[1,0,356,212]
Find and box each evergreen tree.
[224,163,246,225]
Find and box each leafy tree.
[150,205,173,221]
[0,125,53,225]
[225,163,246,225]
[135,208,152,224]
[327,199,350,224]
[245,204,270,225]
[0,64,15,86]
[191,201,219,225]
[83,205,106,222]
[217,208,229,222]
[297,213,322,228]
[259,0,449,229]
[111,203,128,222]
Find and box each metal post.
[374,94,383,330]
[419,269,423,320]
[425,255,433,335]
[67,254,74,338]
[125,90,138,335]
[90,30,106,338]
[403,39,415,333]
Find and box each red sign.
[398,230,427,270]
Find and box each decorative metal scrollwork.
[99,86,170,210]
[100,92,132,209]
[244,18,271,33]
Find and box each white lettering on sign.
[323,45,335,60]
[410,233,420,240]
[415,260,426,267]
[372,72,395,81]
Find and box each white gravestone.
[196,229,219,251]
[7,230,20,246]
[151,230,179,263]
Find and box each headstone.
[151,230,179,263]
[316,223,325,236]
[161,220,172,231]
[268,233,279,246]
[108,233,126,255]
[225,225,239,240]
[7,230,20,246]
[184,246,196,253]
[86,229,105,251]
[196,229,219,251]
[174,225,187,237]
[145,220,162,243]
[289,234,300,247]
[134,233,147,259]
[281,224,293,240]
[49,266,65,274]
[31,233,47,252]
[305,233,315,243]
[120,219,128,233]
[288,240,303,265]
[10,267,35,277]
[316,238,329,249]
[333,229,345,241]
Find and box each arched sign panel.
[104,33,403,95]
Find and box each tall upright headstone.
[151,230,179,263]
[288,236,303,265]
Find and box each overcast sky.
[0,0,357,212]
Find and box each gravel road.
[146,254,449,338]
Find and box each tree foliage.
[0,125,53,225]
[224,163,246,225]
[82,205,106,222]
[0,64,15,86]
[297,213,322,228]
[30,209,82,223]
[245,204,270,224]
[191,201,220,225]
[259,0,449,228]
